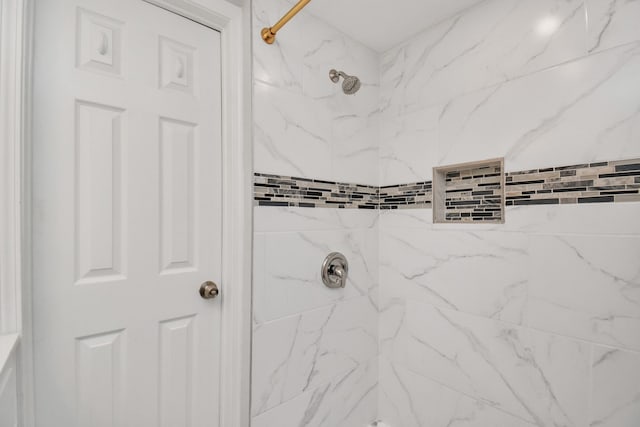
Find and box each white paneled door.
[32,0,222,425]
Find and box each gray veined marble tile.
[379,228,530,325]
[502,203,640,235]
[378,298,411,369]
[254,206,379,233]
[378,209,433,229]
[590,345,640,427]
[586,0,640,54]
[252,0,305,91]
[400,301,590,426]
[378,357,536,427]
[379,106,440,186]
[527,234,640,351]
[379,46,407,120]
[251,358,378,427]
[383,0,588,115]
[438,41,640,172]
[251,296,377,416]
[253,0,381,186]
[253,81,333,179]
[255,228,378,322]
[253,233,267,325]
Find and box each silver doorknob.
[199,281,219,299]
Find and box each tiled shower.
[250,0,640,426]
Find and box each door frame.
[0,0,253,426]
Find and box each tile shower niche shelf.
[433,158,505,224]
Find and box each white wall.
[251,0,380,425]
[378,1,640,426]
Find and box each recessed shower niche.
[433,158,505,224]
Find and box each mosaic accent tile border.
[505,159,640,206]
[378,181,432,209]
[443,162,503,222]
[254,158,640,209]
[253,173,378,209]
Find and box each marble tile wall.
[378,1,640,426]
[253,207,379,426]
[251,0,380,425]
[251,0,640,425]
[253,0,380,186]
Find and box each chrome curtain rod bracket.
[261,0,311,44]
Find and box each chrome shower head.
[329,69,361,95]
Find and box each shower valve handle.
[322,252,349,289]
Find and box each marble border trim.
[254,158,640,209]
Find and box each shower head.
[329,69,361,95]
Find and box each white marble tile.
[251,0,380,415]
[527,234,640,351]
[379,204,640,235]
[253,0,380,184]
[590,346,640,427]
[254,206,379,233]
[401,301,590,426]
[254,81,333,179]
[298,18,380,101]
[253,233,267,325]
[252,296,378,416]
[254,228,378,322]
[331,116,379,186]
[586,0,640,54]
[252,358,378,427]
[383,0,587,115]
[379,106,439,186]
[252,0,306,91]
[438,42,640,171]
[379,209,433,229]
[379,47,406,120]
[378,297,410,369]
[329,86,381,186]
[503,203,640,235]
[379,228,529,325]
[253,0,380,97]
[378,357,535,427]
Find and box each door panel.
[32,0,222,425]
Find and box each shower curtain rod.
[261,0,311,44]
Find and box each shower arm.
[261,0,311,44]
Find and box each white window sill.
[0,333,19,373]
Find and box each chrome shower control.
[322,252,349,289]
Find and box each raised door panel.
[159,316,196,427]
[159,117,197,274]
[75,330,125,427]
[76,8,123,76]
[75,101,126,284]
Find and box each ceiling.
[301,0,484,52]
